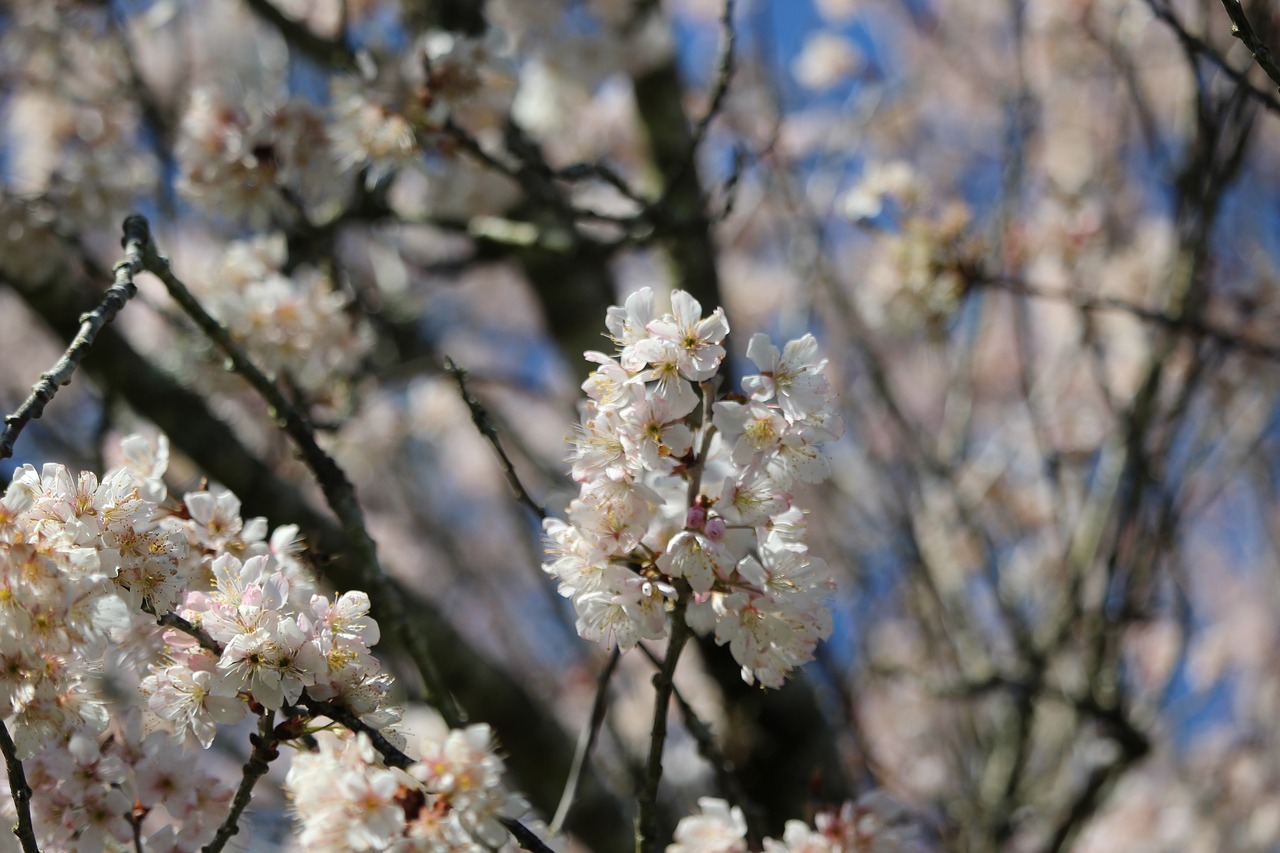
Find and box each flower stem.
[635,593,692,853]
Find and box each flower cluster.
[286,716,531,852]
[329,28,516,186]
[137,471,394,747]
[186,233,373,407]
[0,434,404,849]
[543,288,843,687]
[840,161,976,336]
[24,718,232,852]
[144,571,393,748]
[176,88,341,224]
[0,437,191,759]
[668,795,929,853]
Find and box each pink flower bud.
[685,505,708,530]
[705,515,727,541]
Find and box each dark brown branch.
[672,0,738,206]
[628,8,724,312]
[146,615,558,853]
[551,649,620,834]
[638,643,766,846]
[2,223,630,851]
[1218,0,1280,91]
[636,597,692,853]
[444,356,547,520]
[127,215,462,726]
[0,216,147,462]
[1144,0,1280,114]
[202,711,278,853]
[0,721,39,853]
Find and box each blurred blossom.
[792,32,862,91]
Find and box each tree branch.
[0,216,147,462]
[1218,0,1280,91]
[1144,0,1280,115]
[124,214,465,728]
[1,231,632,851]
[202,711,278,853]
[444,356,547,520]
[636,598,692,853]
[975,274,1280,361]
[0,721,38,853]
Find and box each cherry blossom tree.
[2,0,1280,851]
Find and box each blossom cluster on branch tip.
[183,233,373,411]
[177,28,517,221]
[22,714,233,853]
[542,288,844,687]
[669,795,928,853]
[0,435,318,845]
[0,433,541,851]
[286,716,536,852]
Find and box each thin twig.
[657,0,738,212]
[122,214,464,727]
[444,356,547,520]
[635,597,692,853]
[0,720,39,853]
[637,644,766,846]
[555,160,652,210]
[130,810,144,853]
[1218,0,1280,90]
[691,0,738,159]
[1144,0,1280,115]
[0,216,148,461]
[202,710,278,853]
[501,817,558,853]
[152,608,221,656]
[551,649,620,834]
[976,274,1280,361]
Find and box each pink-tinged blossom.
[289,730,408,852]
[409,722,528,848]
[621,393,696,471]
[545,290,840,688]
[217,628,285,708]
[574,577,669,651]
[288,720,527,852]
[606,287,657,369]
[713,400,789,467]
[118,433,169,503]
[645,290,730,381]
[311,590,381,649]
[762,820,838,853]
[570,408,633,483]
[568,480,655,558]
[270,615,324,706]
[670,792,929,853]
[311,667,399,730]
[668,797,749,853]
[582,351,639,411]
[742,333,833,420]
[143,657,247,748]
[185,489,258,554]
[658,531,734,594]
[330,79,421,186]
[633,339,701,417]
